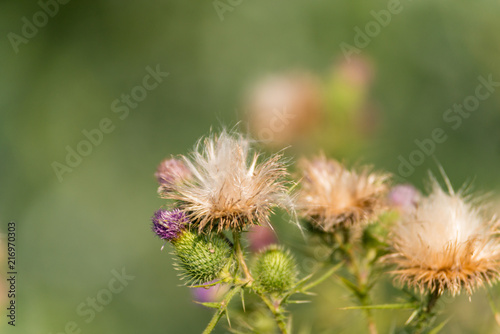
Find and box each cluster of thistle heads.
[151,130,500,298]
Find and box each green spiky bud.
[172,230,233,285]
[252,245,298,294]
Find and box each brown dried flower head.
[164,131,293,232]
[387,176,500,296]
[297,156,390,231]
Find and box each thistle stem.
[201,286,241,334]
[232,231,288,333]
[337,235,378,334]
[411,289,441,332]
[426,289,440,314]
[354,264,378,334]
[259,293,289,334]
[233,231,253,281]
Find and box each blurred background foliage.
[1,0,500,333]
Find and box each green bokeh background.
[1,1,500,333]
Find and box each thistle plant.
[149,130,500,333]
[384,174,500,332]
[296,156,391,334]
[150,131,336,334]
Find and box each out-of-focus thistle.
[155,157,192,194]
[295,155,390,334]
[297,155,390,232]
[387,184,420,214]
[252,245,298,295]
[161,130,294,232]
[319,56,378,157]
[387,176,500,296]
[192,280,230,304]
[152,209,233,285]
[247,225,278,253]
[245,72,323,147]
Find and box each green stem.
[426,289,440,314]
[361,296,378,334]
[202,286,242,334]
[233,231,253,281]
[258,293,289,334]
[337,234,378,334]
[410,289,441,333]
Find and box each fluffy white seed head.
[297,156,390,231]
[388,176,500,296]
[164,131,294,232]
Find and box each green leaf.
[285,300,312,304]
[201,286,242,334]
[428,318,451,334]
[404,309,419,325]
[301,262,343,292]
[340,303,416,310]
[240,288,245,312]
[486,287,500,326]
[292,273,314,290]
[189,281,223,288]
[337,276,364,299]
[194,301,221,309]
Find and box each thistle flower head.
[297,155,390,231]
[252,245,298,294]
[387,177,500,296]
[173,230,233,285]
[151,209,189,241]
[246,72,322,146]
[155,158,192,193]
[164,131,293,232]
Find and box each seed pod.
[252,245,298,294]
[172,230,233,285]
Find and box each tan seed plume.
[297,156,390,231]
[387,176,500,296]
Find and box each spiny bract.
[172,230,234,285]
[252,245,298,294]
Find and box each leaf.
[337,276,364,299]
[225,308,232,328]
[285,300,312,304]
[240,288,246,312]
[486,287,500,326]
[301,262,343,292]
[227,329,248,334]
[340,303,416,310]
[189,280,222,288]
[428,318,451,334]
[194,301,222,309]
[290,273,315,291]
[201,286,242,334]
[404,309,419,325]
[281,262,342,304]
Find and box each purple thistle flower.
[151,209,189,241]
